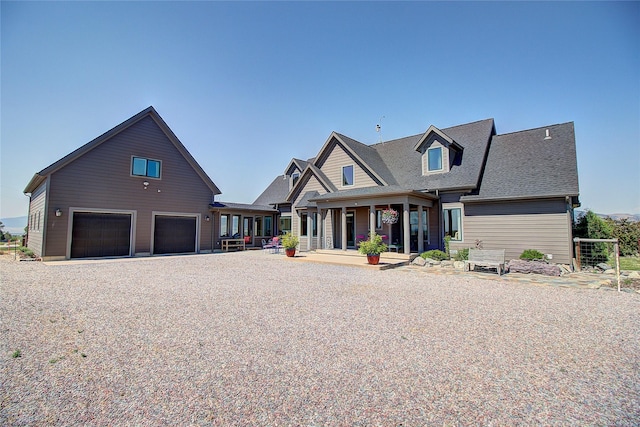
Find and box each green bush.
[420,250,448,261]
[519,249,545,260]
[454,248,469,261]
[357,232,388,255]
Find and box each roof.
[210,201,276,212]
[461,122,579,202]
[24,106,221,195]
[253,174,291,206]
[309,185,439,202]
[296,191,320,208]
[373,118,496,191]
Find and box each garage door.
[71,212,132,258]
[154,215,196,254]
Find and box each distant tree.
[606,217,640,256]
[574,210,613,239]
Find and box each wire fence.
[574,237,621,291]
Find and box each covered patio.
[297,188,439,255]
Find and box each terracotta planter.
[285,248,296,257]
[366,254,380,265]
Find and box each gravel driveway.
[1,252,639,426]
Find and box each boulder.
[626,271,640,279]
[453,261,465,270]
[412,257,427,267]
[596,263,612,271]
[507,259,562,276]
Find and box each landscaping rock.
[626,271,640,279]
[596,263,612,271]
[453,261,465,270]
[441,261,453,268]
[604,269,616,275]
[507,259,562,276]
[412,257,427,267]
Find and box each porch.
[283,249,412,270]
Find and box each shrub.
[454,248,469,261]
[279,233,299,250]
[519,249,545,260]
[357,232,388,255]
[420,249,448,261]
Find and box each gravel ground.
[1,252,639,426]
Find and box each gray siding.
[27,182,47,257]
[44,116,214,258]
[453,199,573,264]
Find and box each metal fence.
[573,237,621,291]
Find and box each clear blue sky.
[2,1,639,220]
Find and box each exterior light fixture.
[55,209,62,217]
[143,181,150,189]
[205,215,210,221]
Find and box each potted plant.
[357,232,388,265]
[280,233,299,257]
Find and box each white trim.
[442,202,464,242]
[342,164,355,187]
[67,207,137,259]
[151,211,201,255]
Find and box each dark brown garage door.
[71,212,132,258]
[154,216,196,254]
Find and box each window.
[231,215,240,237]
[264,216,272,237]
[280,216,291,234]
[444,207,462,241]
[300,213,308,236]
[291,172,300,187]
[220,215,229,237]
[255,217,262,236]
[376,210,382,229]
[342,165,354,186]
[427,147,442,171]
[311,213,318,237]
[132,157,161,178]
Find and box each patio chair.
[262,237,281,254]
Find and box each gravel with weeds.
[1,252,639,425]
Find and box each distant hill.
[1,216,28,235]
[597,213,640,222]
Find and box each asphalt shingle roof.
[252,175,290,206]
[373,118,495,191]
[461,122,579,201]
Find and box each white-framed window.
[443,205,463,241]
[342,165,354,186]
[300,213,308,236]
[132,156,161,178]
[291,172,300,188]
[427,147,443,172]
[220,214,229,237]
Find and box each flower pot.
[285,248,296,257]
[366,254,380,265]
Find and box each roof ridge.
[496,121,574,137]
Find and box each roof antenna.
[376,115,385,143]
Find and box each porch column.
[307,211,312,251]
[341,207,347,251]
[403,201,410,254]
[317,207,322,250]
[369,205,376,237]
[417,205,424,253]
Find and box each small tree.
[574,210,614,263]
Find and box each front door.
[346,212,356,248]
[243,217,253,246]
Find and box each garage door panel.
[154,216,196,254]
[71,213,131,258]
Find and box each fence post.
[614,241,621,292]
[574,238,581,270]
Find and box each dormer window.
[291,172,300,187]
[342,165,354,186]
[427,147,443,172]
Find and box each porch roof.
[209,201,277,213]
[308,185,438,202]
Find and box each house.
[24,107,221,260]
[253,118,580,264]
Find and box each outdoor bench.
[221,238,245,252]
[464,248,506,276]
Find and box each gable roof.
[24,106,221,195]
[285,158,309,175]
[461,122,579,202]
[413,125,464,153]
[285,163,336,203]
[373,118,495,191]
[252,174,291,206]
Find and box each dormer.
[285,158,308,190]
[414,125,463,176]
